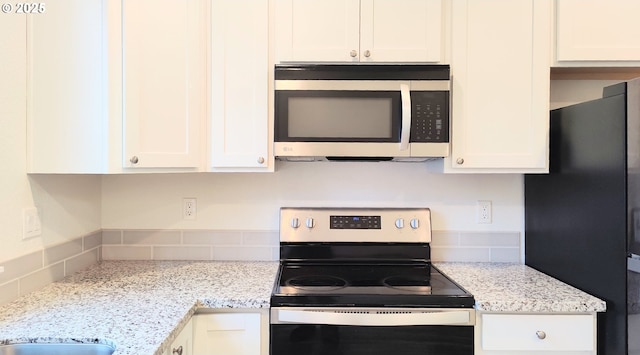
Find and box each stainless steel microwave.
[274,64,450,161]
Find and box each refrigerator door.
[625,78,640,257]
[525,86,628,355]
[630,256,640,355]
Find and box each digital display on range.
[330,215,381,229]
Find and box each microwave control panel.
[411,91,449,143]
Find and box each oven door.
[270,307,474,355]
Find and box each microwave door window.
[282,92,401,142]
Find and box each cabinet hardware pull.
[172,345,183,355]
[364,50,371,58]
[257,157,265,164]
[536,330,546,339]
[456,158,464,165]
[350,50,358,58]
[130,156,139,164]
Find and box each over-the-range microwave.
[274,64,450,161]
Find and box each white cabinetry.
[477,313,597,355]
[210,0,272,171]
[121,0,206,169]
[165,319,193,355]
[274,0,444,63]
[192,312,265,355]
[28,0,207,173]
[444,0,551,172]
[26,0,107,173]
[555,0,640,66]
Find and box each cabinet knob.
[364,50,371,58]
[130,156,139,164]
[172,345,183,355]
[456,158,464,165]
[257,157,265,164]
[350,50,358,58]
[536,330,546,340]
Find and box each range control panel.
[280,207,431,243]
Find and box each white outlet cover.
[23,207,42,239]
[477,200,492,224]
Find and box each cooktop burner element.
[286,275,348,290]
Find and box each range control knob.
[410,218,420,229]
[395,218,405,229]
[306,218,315,229]
[291,218,300,229]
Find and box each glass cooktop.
[271,263,474,308]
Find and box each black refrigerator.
[525,78,640,355]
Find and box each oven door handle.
[275,309,471,326]
[399,83,411,151]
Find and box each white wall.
[0,15,102,264]
[102,162,524,232]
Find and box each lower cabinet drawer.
[481,314,595,352]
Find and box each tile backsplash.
[101,229,520,263]
[0,231,102,305]
[101,230,279,261]
[0,229,520,306]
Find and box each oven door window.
[271,324,473,355]
[275,91,401,142]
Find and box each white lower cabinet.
[477,313,597,355]
[166,319,193,355]
[192,312,267,355]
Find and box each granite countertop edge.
[0,260,607,355]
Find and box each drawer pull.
[536,330,547,340]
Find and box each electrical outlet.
[183,198,197,220]
[477,200,492,224]
[23,207,42,239]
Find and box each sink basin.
[0,343,115,355]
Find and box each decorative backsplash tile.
[0,231,102,306]
[101,230,279,261]
[431,231,521,263]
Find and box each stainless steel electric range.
[270,207,475,355]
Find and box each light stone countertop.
[0,261,279,355]
[434,262,607,313]
[0,261,606,355]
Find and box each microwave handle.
[400,84,411,151]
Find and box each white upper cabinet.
[27,0,107,173]
[275,0,444,63]
[121,0,206,169]
[555,0,640,65]
[210,0,272,171]
[444,0,552,173]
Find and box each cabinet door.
[481,314,595,352]
[27,0,107,173]
[192,313,261,355]
[122,0,205,169]
[275,0,360,62]
[210,0,271,170]
[166,319,192,355]
[556,0,640,63]
[360,0,443,63]
[448,0,551,172]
